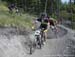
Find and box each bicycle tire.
[41,31,45,45]
[37,36,42,49]
[30,46,32,54]
[39,43,42,49]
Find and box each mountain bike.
[34,30,42,49]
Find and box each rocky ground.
[0,25,75,57]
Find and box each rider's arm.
[32,18,41,30]
[47,22,50,30]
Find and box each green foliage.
[1,0,75,29]
[0,4,36,28]
[2,0,62,15]
[51,14,57,19]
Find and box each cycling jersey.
[38,17,49,30]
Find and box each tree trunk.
[74,0,75,4]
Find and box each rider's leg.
[44,29,48,41]
[43,24,48,41]
[43,31,47,45]
[44,32,47,41]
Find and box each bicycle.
[34,29,42,49]
[29,29,42,54]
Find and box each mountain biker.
[48,18,58,33]
[8,3,16,13]
[34,13,50,44]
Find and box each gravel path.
[25,25,75,57]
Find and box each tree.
[74,0,75,4]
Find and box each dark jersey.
[37,17,49,24]
[37,17,49,30]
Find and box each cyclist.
[49,18,58,38]
[8,3,16,13]
[48,18,56,30]
[35,13,50,44]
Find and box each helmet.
[40,13,47,18]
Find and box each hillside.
[0,2,36,57]
[0,2,36,28]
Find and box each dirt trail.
[0,25,75,57]
[0,27,30,57]
[25,25,75,57]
